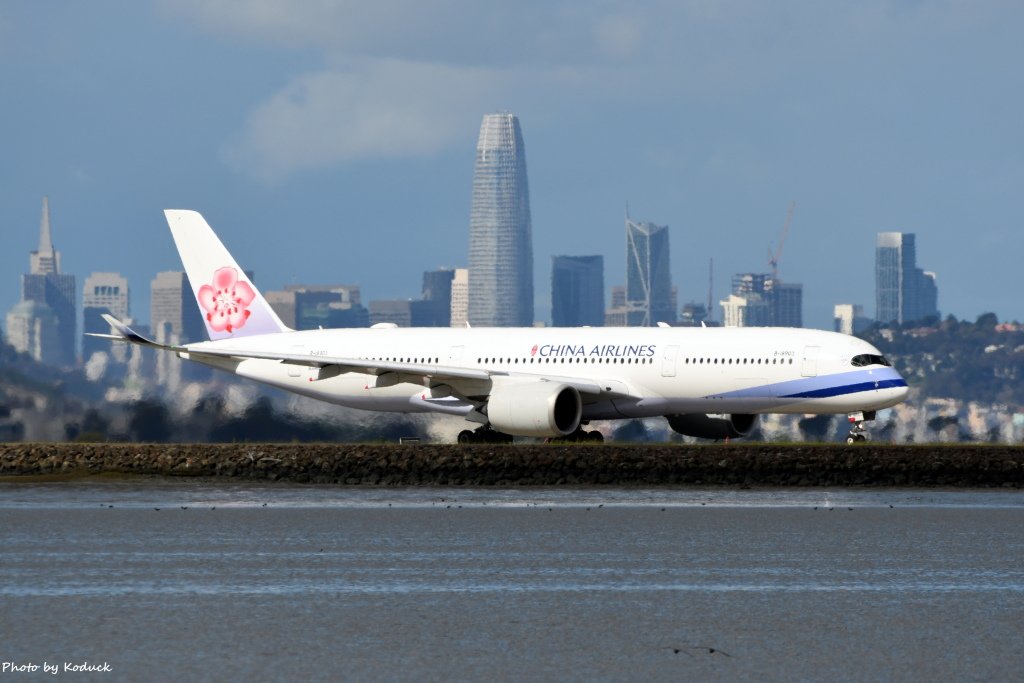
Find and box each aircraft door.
[662,345,679,378]
[448,345,464,367]
[801,346,820,377]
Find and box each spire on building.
[39,196,53,253]
[30,196,60,275]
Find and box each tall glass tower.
[626,218,675,326]
[551,255,604,327]
[468,113,533,327]
[876,232,939,325]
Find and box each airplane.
[94,210,909,444]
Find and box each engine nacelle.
[666,413,758,440]
[486,382,582,437]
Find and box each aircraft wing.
[97,315,625,398]
[185,344,619,397]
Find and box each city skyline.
[2,4,1022,331]
[0,195,975,364]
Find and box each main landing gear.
[457,425,514,444]
[846,410,876,443]
[548,428,605,444]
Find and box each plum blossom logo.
[530,344,538,357]
[198,267,255,333]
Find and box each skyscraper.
[876,232,940,325]
[468,113,533,327]
[551,255,604,327]
[418,268,456,327]
[625,218,674,326]
[720,273,802,328]
[16,197,76,365]
[82,272,129,360]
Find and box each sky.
[2,1,1022,331]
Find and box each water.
[2,482,1023,682]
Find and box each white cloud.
[223,60,510,183]
[164,0,1022,181]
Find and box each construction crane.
[768,201,796,281]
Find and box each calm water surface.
[2,481,1023,682]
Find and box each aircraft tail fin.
[164,210,291,341]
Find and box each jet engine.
[666,413,758,440]
[486,382,582,437]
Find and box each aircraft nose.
[890,376,910,403]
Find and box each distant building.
[82,272,129,360]
[150,270,209,386]
[772,282,803,328]
[450,269,469,328]
[264,290,297,329]
[551,255,604,327]
[150,271,206,344]
[625,218,675,326]
[266,285,369,331]
[5,301,60,365]
[720,293,770,328]
[721,273,802,328]
[679,302,712,327]
[834,304,873,336]
[369,300,413,327]
[604,285,646,327]
[418,268,456,327]
[15,197,76,364]
[468,113,534,327]
[876,232,940,325]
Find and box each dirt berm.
[1,442,1022,487]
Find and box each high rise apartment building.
[467,113,534,326]
[876,232,939,325]
[551,255,604,327]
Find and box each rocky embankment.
[1,442,1023,487]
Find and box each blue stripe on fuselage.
[704,368,907,400]
[778,377,907,399]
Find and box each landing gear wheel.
[845,411,874,444]
[458,426,513,444]
[586,430,605,443]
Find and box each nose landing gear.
[846,410,876,443]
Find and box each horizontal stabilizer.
[96,314,181,350]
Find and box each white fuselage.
[183,325,908,420]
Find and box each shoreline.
[1,443,1022,487]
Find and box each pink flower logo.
[198,267,255,334]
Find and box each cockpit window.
[851,354,892,367]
